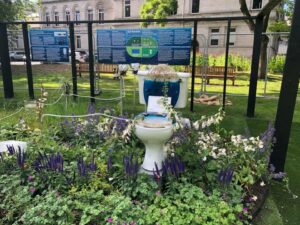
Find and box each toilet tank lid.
[177,72,191,78]
[137,70,191,78]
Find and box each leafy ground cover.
[0,64,299,224]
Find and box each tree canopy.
[140,0,178,27]
[0,0,35,22]
[269,0,294,32]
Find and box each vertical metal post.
[0,23,14,98]
[190,21,198,112]
[270,0,300,172]
[247,17,264,117]
[22,23,34,99]
[222,19,231,110]
[69,23,77,100]
[88,22,95,103]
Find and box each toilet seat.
[136,114,172,128]
[136,96,173,128]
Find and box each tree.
[140,0,178,27]
[239,0,284,79]
[268,0,295,32]
[0,0,35,22]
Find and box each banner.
[30,29,69,62]
[97,28,191,65]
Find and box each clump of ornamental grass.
[147,64,179,82]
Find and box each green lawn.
[0,64,300,224]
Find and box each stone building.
[40,0,279,57]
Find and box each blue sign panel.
[30,29,69,62]
[97,28,191,65]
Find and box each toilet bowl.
[135,69,190,174]
[135,115,173,173]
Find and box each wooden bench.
[76,63,118,77]
[185,66,236,86]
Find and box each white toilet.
[135,71,190,173]
[0,141,27,153]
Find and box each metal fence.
[0,16,263,115]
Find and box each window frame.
[76,35,81,49]
[65,10,71,22]
[75,10,80,25]
[124,0,131,18]
[98,8,104,21]
[209,28,220,47]
[45,12,50,27]
[191,0,200,14]
[87,8,93,21]
[54,11,59,26]
[252,0,263,10]
[228,27,236,46]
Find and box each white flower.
[258,141,264,149]
[218,148,226,156]
[193,121,200,130]
[260,181,266,187]
[203,156,207,161]
[251,195,258,201]
[211,152,217,159]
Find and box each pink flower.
[130,221,135,225]
[243,207,248,213]
[29,187,36,194]
[107,217,113,223]
[28,175,34,182]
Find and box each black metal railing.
[0,16,261,113]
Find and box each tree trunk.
[259,12,271,79]
[259,35,269,79]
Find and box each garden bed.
[0,100,276,225]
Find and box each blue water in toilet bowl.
[144,114,170,122]
[143,80,180,107]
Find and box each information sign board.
[30,29,69,62]
[97,28,191,65]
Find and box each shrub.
[193,54,251,71]
[268,55,286,74]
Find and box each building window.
[75,10,80,25]
[65,10,71,22]
[45,12,50,26]
[76,36,81,49]
[87,8,93,21]
[54,11,59,26]
[252,0,262,9]
[210,28,220,46]
[125,0,130,18]
[228,27,236,46]
[192,0,200,13]
[171,0,178,15]
[98,8,104,21]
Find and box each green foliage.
[139,181,244,225]
[268,55,286,74]
[140,0,178,27]
[0,108,275,224]
[0,0,35,22]
[194,54,251,71]
[268,21,290,32]
[21,191,75,225]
